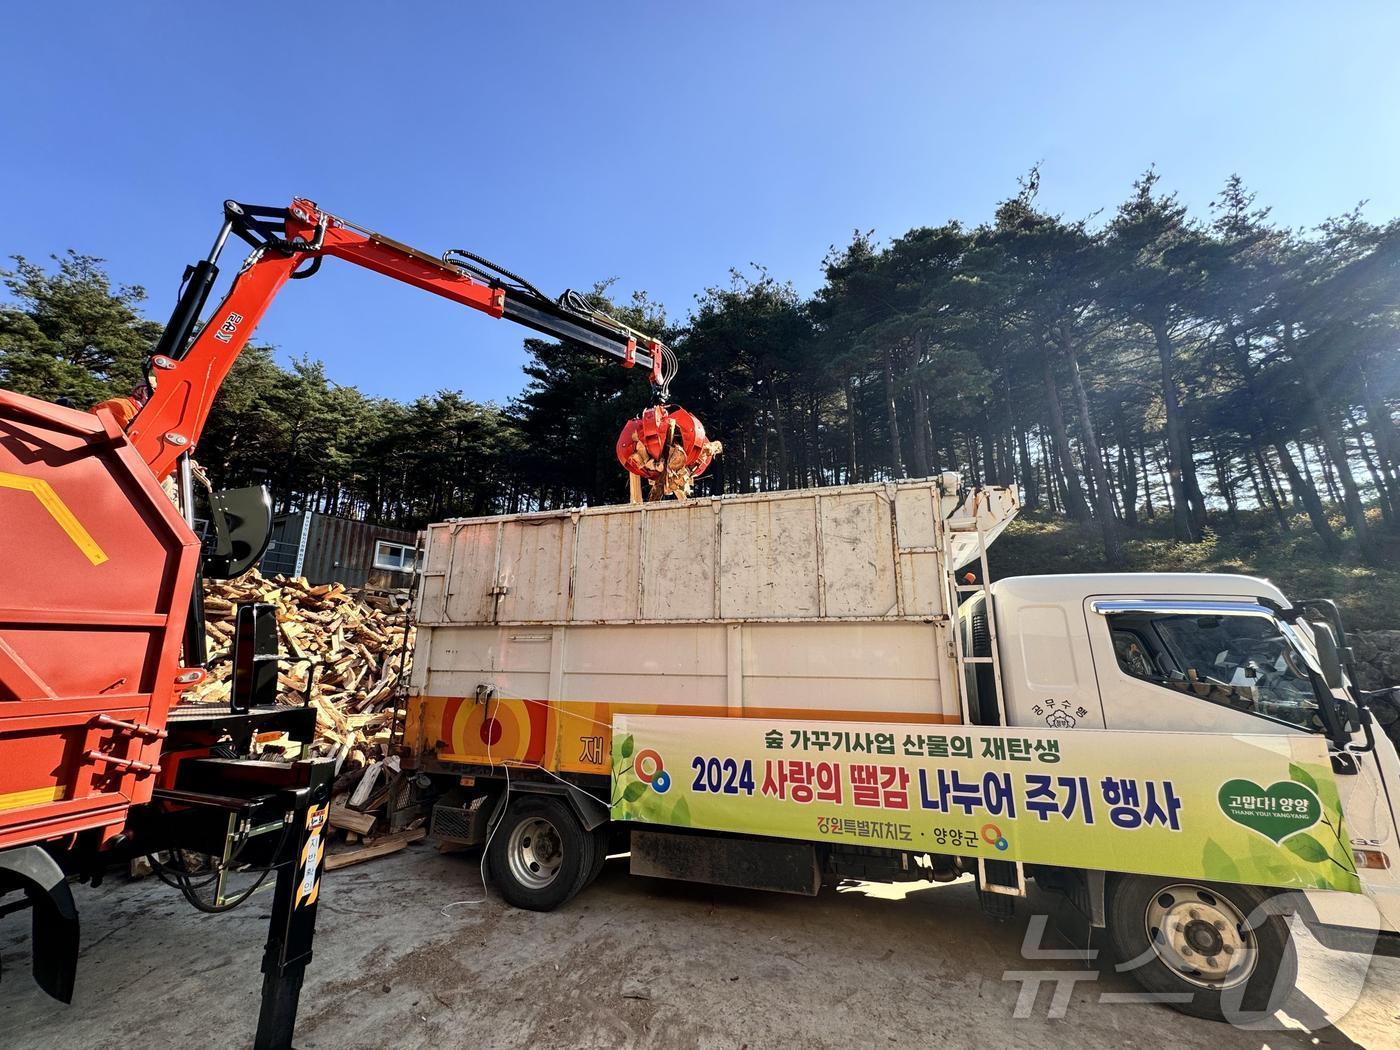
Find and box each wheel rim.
[507,816,564,890]
[1143,884,1257,989]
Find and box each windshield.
[1106,610,1322,731]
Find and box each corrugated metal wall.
[260,512,308,577]
[260,512,418,589]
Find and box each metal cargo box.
[406,479,1019,775]
[416,476,1017,627]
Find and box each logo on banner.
[981,823,1010,851]
[634,748,671,793]
[1217,779,1321,843]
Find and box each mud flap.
[0,845,79,1002]
[630,829,821,895]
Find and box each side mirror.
[1311,621,1345,691]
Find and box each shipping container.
[260,512,418,590]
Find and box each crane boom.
[123,197,674,481]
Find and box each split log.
[325,828,426,871]
[329,800,377,836]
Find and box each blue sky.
[2,3,1398,404]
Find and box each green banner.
[610,716,1360,894]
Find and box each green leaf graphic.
[1288,763,1320,795]
[622,780,648,803]
[1329,844,1358,876]
[670,796,691,828]
[619,735,635,760]
[1202,838,1239,882]
[1284,833,1329,864]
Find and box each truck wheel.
[1108,876,1297,1022]
[486,795,594,911]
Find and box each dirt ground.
[2,844,1397,1049]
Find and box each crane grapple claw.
[616,405,721,502]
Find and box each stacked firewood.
[166,570,429,868]
[187,568,413,775]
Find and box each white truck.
[405,474,1400,1021]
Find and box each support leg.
[252,759,333,1050]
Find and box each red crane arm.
[124,198,670,481]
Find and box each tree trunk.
[1317,442,1343,504]
[1150,321,1199,541]
[1056,323,1121,563]
[1016,425,1039,510]
[1182,433,1209,535]
[1222,324,1293,536]
[771,389,790,490]
[980,410,1001,485]
[1312,409,1376,560]
[1250,445,1289,531]
[759,398,771,490]
[1139,437,1154,519]
[1357,361,1400,523]
[1050,440,1070,513]
[1040,428,1059,515]
[1211,441,1239,527]
[1115,411,1139,528]
[909,366,931,478]
[1278,319,1377,552]
[1153,444,1175,513]
[1040,339,1090,521]
[1349,408,1394,524]
[881,349,904,479]
[1277,442,1341,555]
[844,374,859,484]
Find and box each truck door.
[1084,598,1307,737]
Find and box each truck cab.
[965,571,1400,944]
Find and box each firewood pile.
[182,569,423,861]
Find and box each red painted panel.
[0,389,198,845]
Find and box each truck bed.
[406,478,1019,778]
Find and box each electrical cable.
[440,252,681,396]
[439,700,624,916]
[440,704,510,913]
[555,288,680,394]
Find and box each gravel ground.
[2,844,1397,1049]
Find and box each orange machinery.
[0,197,711,1049]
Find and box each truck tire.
[1108,876,1297,1022]
[965,598,1000,726]
[585,826,610,886]
[485,795,595,911]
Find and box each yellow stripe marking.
[0,785,67,811]
[0,471,108,566]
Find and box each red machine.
[615,404,721,500]
[0,197,707,1048]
